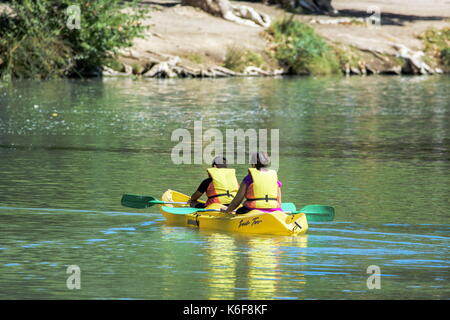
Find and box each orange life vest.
[205,168,239,206]
[244,168,281,209]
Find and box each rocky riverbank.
[106,0,450,78]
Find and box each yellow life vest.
[244,168,280,209]
[206,168,239,205]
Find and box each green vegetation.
[442,48,450,67]
[267,17,340,75]
[419,27,450,70]
[333,45,362,71]
[223,47,266,73]
[0,0,148,79]
[186,52,205,65]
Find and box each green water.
[0,76,449,299]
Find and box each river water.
[0,76,448,299]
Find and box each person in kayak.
[188,156,239,208]
[221,152,282,214]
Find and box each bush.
[186,53,204,65]
[419,27,450,70]
[267,16,340,75]
[223,47,265,72]
[0,0,148,79]
[441,47,450,67]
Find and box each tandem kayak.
[159,189,308,236]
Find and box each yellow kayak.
[159,189,308,236]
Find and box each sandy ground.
[126,0,450,65]
[315,0,450,54]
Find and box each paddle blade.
[121,194,159,209]
[161,206,199,215]
[281,202,297,212]
[299,205,335,222]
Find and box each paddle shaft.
[153,201,188,205]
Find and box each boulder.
[393,44,434,75]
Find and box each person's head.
[212,156,227,168]
[250,152,271,170]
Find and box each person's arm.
[190,190,203,202]
[222,181,247,213]
[188,190,203,207]
[188,178,210,207]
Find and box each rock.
[210,69,228,77]
[380,65,402,75]
[199,69,213,77]
[272,68,286,76]
[350,66,361,75]
[393,44,433,75]
[123,64,133,75]
[365,65,377,75]
[230,5,271,28]
[182,0,270,28]
[173,66,202,77]
[344,63,351,76]
[142,56,181,78]
[102,66,129,77]
[179,65,202,77]
[243,66,271,76]
[211,66,236,76]
[359,62,367,75]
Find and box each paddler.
[188,156,239,208]
[221,152,282,214]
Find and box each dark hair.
[212,156,227,168]
[251,152,270,170]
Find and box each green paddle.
[281,202,296,212]
[161,205,335,222]
[121,194,188,209]
[122,194,335,222]
[161,206,221,214]
[297,205,335,222]
[282,202,334,221]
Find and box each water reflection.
[203,231,308,299]
[205,233,238,299]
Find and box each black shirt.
[197,178,212,193]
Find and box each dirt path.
[313,0,450,54]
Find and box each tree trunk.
[181,0,271,28]
[181,0,231,18]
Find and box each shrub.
[419,27,450,70]
[223,47,265,72]
[267,16,340,75]
[0,0,148,79]
[186,53,204,65]
[441,47,450,67]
